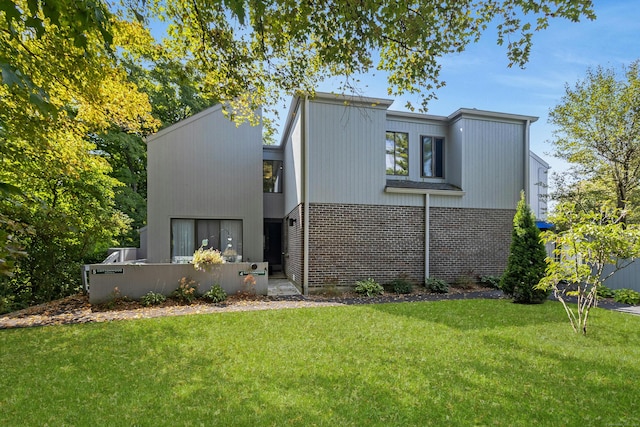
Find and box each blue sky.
[308,1,640,176]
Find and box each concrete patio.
[267,274,301,296]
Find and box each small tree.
[538,202,640,335]
[500,192,549,304]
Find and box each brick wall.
[284,205,303,286]
[306,203,425,290]
[284,203,515,292]
[429,207,515,283]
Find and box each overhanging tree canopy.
[2,0,596,119]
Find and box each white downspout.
[524,120,531,204]
[425,193,430,279]
[303,96,310,296]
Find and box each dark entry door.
[264,220,283,273]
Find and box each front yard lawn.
[1,299,639,426]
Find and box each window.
[386,131,409,176]
[171,219,243,263]
[422,136,444,178]
[263,160,283,193]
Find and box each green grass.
[1,299,640,426]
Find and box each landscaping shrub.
[388,278,413,294]
[172,277,199,303]
[0,294,14,315]
[500,192,549,304]
[192,247,224,271]
[596,285,615,299]
[480,275,502,290]
[140,291,166,307]
[613,288,640,305]
[425,277,449,293]
[202,285,227,303]
[354,278,384,297]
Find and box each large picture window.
[385,131,409,176]
[422,136,444,178]
[171,219,243,263]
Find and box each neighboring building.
[529,151,549,220]
[146,92,546,293]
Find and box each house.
[145,92,543,294]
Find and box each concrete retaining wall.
[87,262,268,304]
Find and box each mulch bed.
[2,286,632,330]
[0,286,504,330]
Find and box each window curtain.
[171,219,195,260]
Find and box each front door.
[264,220,283,273]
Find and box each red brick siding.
[429,207,515,283]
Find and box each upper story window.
[263,160,283,193]
[385,131,409,176]
[422,136,444,178]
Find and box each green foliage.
[0,13,158,304]
[549,61,640,214]
[480,275,502,290]
[354,278,384,297]
[121,54,214,128]
[0,0,114,113]
[539,202,640,334]
[128,0,595,119]
[91,131,148,247]
[596,285,615,299]
[501,192,549,304]
[425,277,449,294]
[0,293,15,314]
[388,278,413,294]
[172,277,199,304]
[0,202,31,277]
[140,291,166,307]
[613,289,640,305]
[202,285,227,303]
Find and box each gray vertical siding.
[301,100,531,210]
[431,117,526,210]
[283,106,303,216]
[146,105,264,263]
[307,100,387,204]
[305,101,423,206]
[446,117,464,189]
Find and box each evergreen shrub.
[500,192,549,304]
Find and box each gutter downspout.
[425,193,430,279]
[303,96,310,296]
[524,120,531,204]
